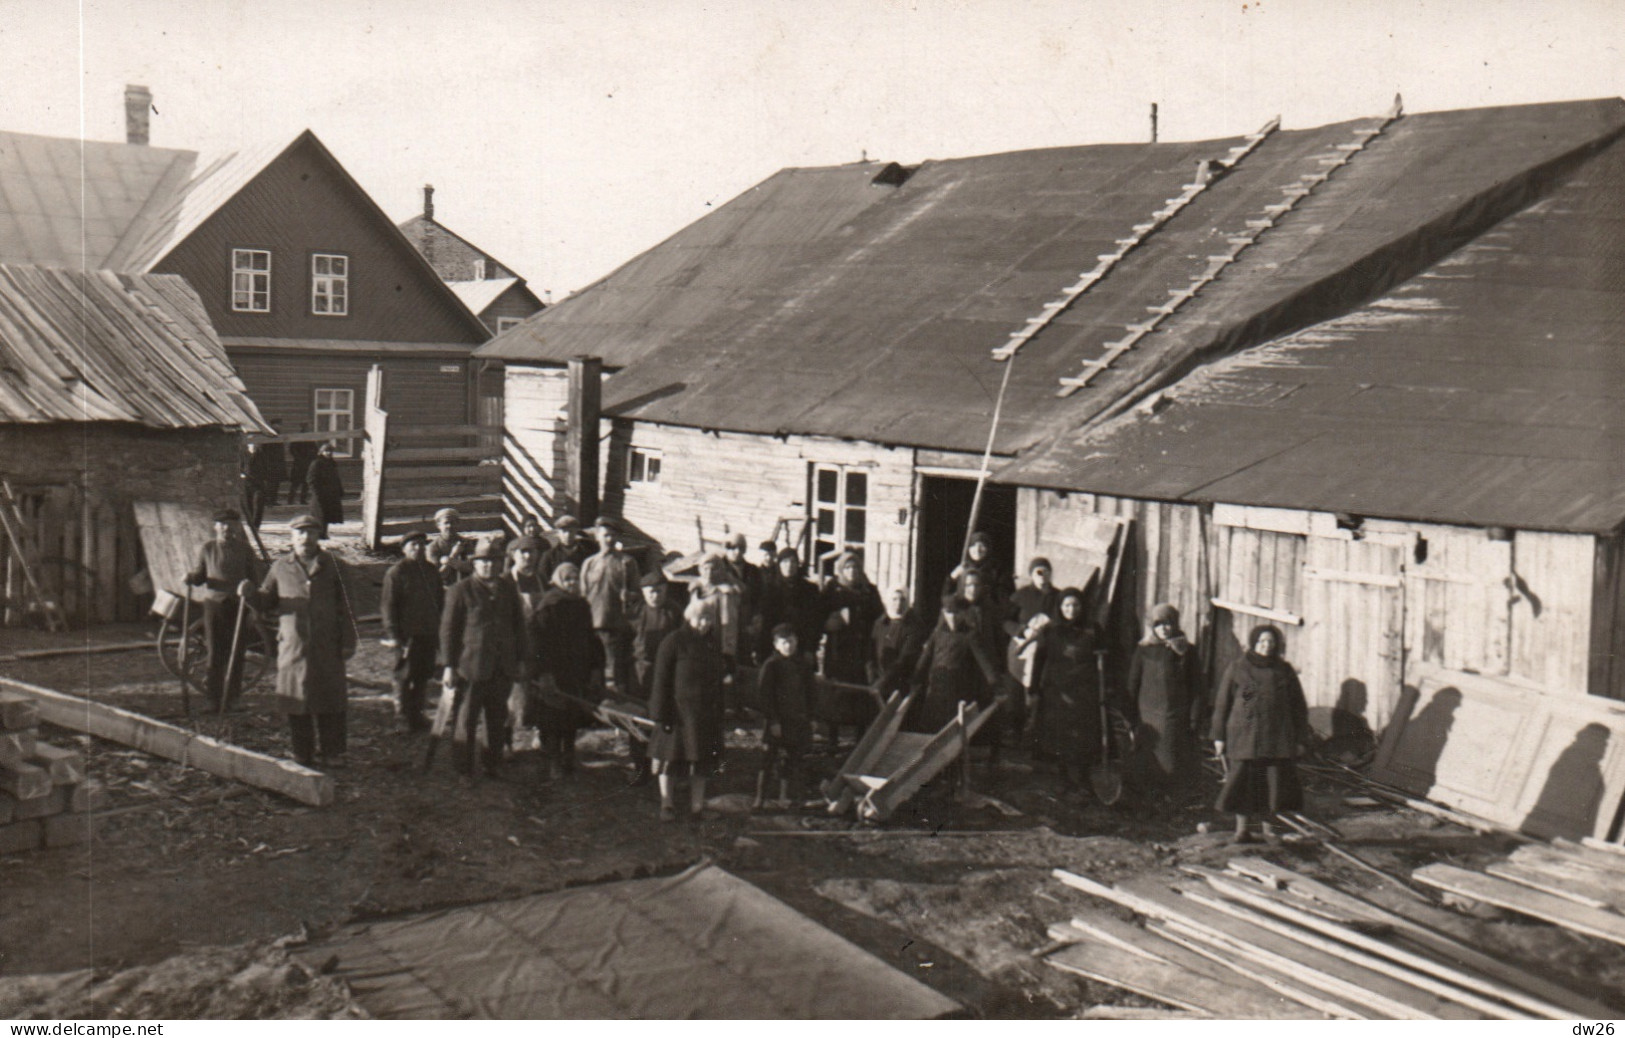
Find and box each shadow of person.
[1322,678,1376,760]
[1394,685,1461,786]
[1524,722,1611,839]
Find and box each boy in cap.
[242,515,357,766]
[427,507,472,587]
[380,531,443,731]
[756,623,815,807]
[186,507,261,711]
[538,514,595,579]
[581,516,641,693]
[439,538,530,776]
[625,569,681,786]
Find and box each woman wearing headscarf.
[529,561,605,780]
[1211,625,1311,843]
[649,597,729,821]
[871,587,928,696]
[817,551,885,740]
[1029,587,1102,791]
[941,531,1013,611]
[757,547,821,663]
[1126,603,1205,799]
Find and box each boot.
[1232,814,1259,844]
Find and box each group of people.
[241,431,346,532]
[189,501,1314,839]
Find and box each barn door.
[1210,523,1307,710]
[1302,536,1405,738]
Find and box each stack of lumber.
[1413,838,1625,947]
[0,689,107,853]
[1044,857,1617,1019]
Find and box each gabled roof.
[0,264,268,431]
[479,98,1625,459]
[998,130,1625,535]
[448,276,521,315]
[0,128,490,339]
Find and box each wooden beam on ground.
[1488,861,1615,911]
[1413,863,1625,948]
[0,760,50,799]
[1229,857,1619,1019]
[1055,868,1475,1020]
[1142,918,1365,1019]
[1193,870,1543,1019]
[1045,936,1222,1016]
[0,640,153,664]
[0,690,41,729]
[0,676,332,807]
[29,742,85,784]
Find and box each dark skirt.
[1216,757,1303,815]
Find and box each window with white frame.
[811,463,868,579]
[496,316,523,334]
[627,446,662,486]
[313,388,355,458]
[311,253,348,315]
[471,257,487,280]
[231,249,270,312]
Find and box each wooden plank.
[1059,911,1320,1016]
[0,676,333,807]
[1194,870,1543,1019]
[1077,1006,1203,1020]
[1580,836,1625,858]
[386,424,502,439]
[1212,597,1303,626]
[1142,919,1364,1019]
[1045,938,1233,1017]
[388,446,498,463]
[1229,857,1618,1019]
[1413,864,1625,948]
[0,761,51,800]
[29,742,85,785]
[1487,861,1613,911]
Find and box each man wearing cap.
[581,517,640,693]
[439,539,530,777]
[538,514,595,582]
[722,533,763,664]
[186,507,262,711]
[380,531,443,732]
[427,508,472,588]
[1003,556,1061,737]
[242,515,357,766]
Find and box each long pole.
[220,594,248,716]
[960,350,1019,566]
[178,591,194,724]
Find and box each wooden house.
[0,264,269,627]
[479,94,1624,639]
[0,87,490,485]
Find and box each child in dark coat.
[756,623,816,806]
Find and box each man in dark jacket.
[538,514,596,580]
[871,588,928,697]
[287,428,317,505]
[439,540,529,776]
[1003,556,1061,737]
[380,531,443,732]
[242,514,355,766]
[306,442,345,530]
[186,507,261,712]
[907,594,1001,737]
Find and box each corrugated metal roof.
[447,277,520,315]
[998,132,1625,534]
[479,99,1625,459]
[0,264,269,431]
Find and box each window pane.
[647,456,660,482]
[816,508,834,536]
[253,252,268,270]
[845,471,867,507]
[844,509,866,544]
[313,256,328,275]
[816,468,837,503]
[629,453,645,483]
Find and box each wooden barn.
[477,95,1624,631]
[0,264,269,628]
[0,87,490,489]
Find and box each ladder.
[0,479,69,632]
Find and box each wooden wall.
[1020,490,1610,734]
[0,424,240,627]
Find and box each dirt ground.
[4,530,1625,1018]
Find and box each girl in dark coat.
[1030,588,1102,789]
[306,443,345,528]
[757,548,821,661]
[871,588,928,695]
[1211,624,1311,843]
[906,595,1001,735]
[649,598,728,821]
[817,551,885,738]
[529,562,604,779]
[1126,602,1205,799]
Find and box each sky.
[1,0,1621,297]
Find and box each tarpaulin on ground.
[294,863,959,1019]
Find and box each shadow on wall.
[1312,678,1377,760]
[1394,684,1462,789]
[1524,721,1610,839]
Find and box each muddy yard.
[3,538,1624,1018]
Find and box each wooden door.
[1301,536,1405,737]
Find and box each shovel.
[1089,649,1123,805]
[421,675,458,772]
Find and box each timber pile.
[0,690,107,854]
[1044,858,1618,1019]
[1413,838,1625,948]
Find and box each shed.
[0,264,268,626]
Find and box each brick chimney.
[422,184,435,222]
[125,84,152,145]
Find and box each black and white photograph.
[1,0,1623,1023]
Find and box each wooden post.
[360,364,390,549]
[566,355,602,525]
